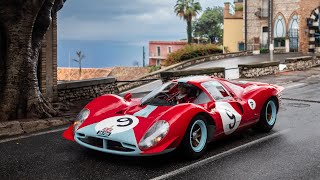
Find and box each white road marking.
[284,83,305,89]
[0,127,67,144]
[150,129,290,180]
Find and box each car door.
[201,81,244,135]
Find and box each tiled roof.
[58,67,149,81]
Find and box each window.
[157,46,161,56]
[156,59,161,66]
[263,26,268,32]
[261,0,268,17]
[289,14,299,51]
[201,81,231,101]
[274,15,286,38]
[274,15,286,47]
[289,15,299,30]
[168,46,172,53]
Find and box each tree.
[193,7,223,44]
[174,0,202,44]
[0,0,65,121]
[72,51,85,79]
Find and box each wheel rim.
[189,120,207,152]
[266,100,277,126]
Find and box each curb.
[0,118,69,138]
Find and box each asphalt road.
[1,69,320,180]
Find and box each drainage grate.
[286,103,310,108]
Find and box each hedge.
[165,44,223,65]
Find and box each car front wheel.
[180,115,208,159]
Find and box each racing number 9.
[225,109,236,129]
[117,117,133,127]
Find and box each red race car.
[63,76,284,159]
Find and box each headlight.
[138,120,169,150]
[73,108,90,132]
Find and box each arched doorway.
[308,7,320,53]
[288,14,299,52]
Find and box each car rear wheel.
[254,98,278,132]
[180,115,208,159]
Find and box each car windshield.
[141,82,210,106]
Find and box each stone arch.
[308,7,320,53]
[310,7,320,21]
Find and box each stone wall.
[284,56,320,71]
[58,77,119,102]
[118,51,251,92]
[239,61,280,78]
[160,68,225,82]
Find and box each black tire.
[254,98,278,132]
[179,115,208,159]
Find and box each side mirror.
[124,93,132,101]
[207,102,216,110]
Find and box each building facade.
[149,41,187,66]
[246,0,320,53]
[223,1,245,53]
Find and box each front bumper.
[71,124,175,156]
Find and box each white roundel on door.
[248,99,256,110]
[216,102,242,135]
[95,115,139,136]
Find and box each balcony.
[255,8,268,18]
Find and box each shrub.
[260,48,269,54]
[165,44,222,65]
[148,65,161,73]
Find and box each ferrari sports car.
[63,76,284,159]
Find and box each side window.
[193,91,211,104]
[202,81,231,100]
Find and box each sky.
[57,0,232,68]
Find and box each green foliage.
[260,48,269,54]
[166,44,223,65]
[174,0,202,44]
[235,5,243,11]
[148,65,161,73]
[193,7,223,44]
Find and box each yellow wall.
[223,19,244,53]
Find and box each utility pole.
[245,0,248,51]
[269,0,274,61]
[143,46,146,67]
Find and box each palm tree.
[174,0,202,44]
[72,51,85,79]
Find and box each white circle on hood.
[95,115,139,135]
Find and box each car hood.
[76,101,173,144]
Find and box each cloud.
[58,0,230,42]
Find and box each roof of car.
[175,76,215,83]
